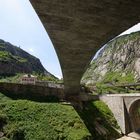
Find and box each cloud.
[28,48,36,56]
[28,48,35,53]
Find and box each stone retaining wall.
[0,82,64,101]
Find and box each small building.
[21,74,37,85]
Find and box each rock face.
[82,31,140,85]
[0,39,51,76]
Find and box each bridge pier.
[65,92,99,110]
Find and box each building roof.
[22,74,37,78]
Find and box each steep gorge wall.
[82,31,140,85]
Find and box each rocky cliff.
[0,39,51,76]
[82,31,140,85]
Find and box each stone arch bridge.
[100,94,140,134]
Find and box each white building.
[21,74,37,85]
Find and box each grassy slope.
[0,93,91,140]
[77,101,121,140]
[0,92,121,140]
[95,72,136,94]
[0,51,27,63]
[0,74,23,83]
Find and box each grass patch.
[0,93,121,139]
[93,72,136,94]
[0,73,60,83]
[0,92,91,140]
[0,51,27,63]
[0,74,22,83]
[101,72,135,84]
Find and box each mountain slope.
[0,39,51,76]
[82,31,140,85]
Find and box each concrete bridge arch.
[29,0,140,96]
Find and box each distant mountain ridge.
[82,31,140,85]
[0,39,51,76]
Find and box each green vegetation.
[0,40,56,81]
[77,101,120,140]
[95,83,127,94]
[14,56,27,63]
[92,72,136,94]
[0,92,11,103]
[0,73,61,84]
[108,31,140,47]
[0,45,5,49]
[0,51,12,61]
[0,89,121,140]
[82,31,140,95]
[101,72,135,84]
[0,51,27,63]
[0,74,23,83]
[0,92,91,140]
[138,108,140,116]
[36,73,59,83]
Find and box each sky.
[0,0,140,79]
[0,0,62,78]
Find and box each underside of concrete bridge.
[29,0,140,96]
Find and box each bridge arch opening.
[129,99,140,132]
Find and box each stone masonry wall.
[0,82,64,101]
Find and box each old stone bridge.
[29,0,140,97]
[100,94,140,135]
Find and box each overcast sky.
[0,0,140,78]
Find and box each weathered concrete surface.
[117,131,140,140]
[29,0,140,95]
[128,131,140,140]
[100,94,140,134]
[117,136,137,140]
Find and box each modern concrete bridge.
[29,0,140,96]
[100,94,140,135]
